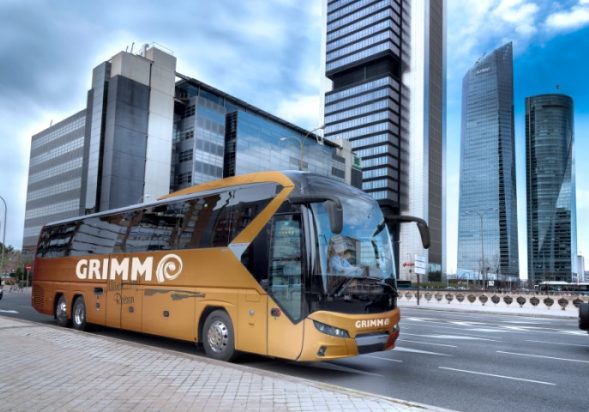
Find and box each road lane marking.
[525,339,589,349]
[402,321,513,336]
[0,309,19,314]
[398,339,457,348]
[322,362,385,377]
[497,351,589,364]
[395,347,451,357]
[561,330,589,336]
[439,366,556,386]
[365,355,403,363]
[402,332,501,342]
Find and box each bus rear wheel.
[202,310,236,361]
[55,295,69,327]
[72,296,87,331]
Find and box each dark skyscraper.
[526,94,577,284]
[323,0,445,280]
[457,42,519,283]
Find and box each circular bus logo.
[156,254,183,282]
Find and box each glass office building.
[23,110,86,257]
[457,42,519,283]
[323,0,445,280]
[525,94,576,283]
[173,78,349,191]
[24,46,356,260]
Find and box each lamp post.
[280,136,305,171]
[0,195,6,276]
[278,125,324,172]
[465,208,497,290]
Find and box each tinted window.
[36,223,76,258]
[69,214,130,256]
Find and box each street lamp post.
[280,136,305,171]
[279,125,324,172]
[465,208,496,290]
[0,195,6,276]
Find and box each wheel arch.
[197,305,234,343]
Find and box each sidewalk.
[0,316,445,412]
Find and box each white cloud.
[493,0,539,35]
[275,94,322,130]
[545,0,589,31]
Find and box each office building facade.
[24,45,355,258]
[23,110,87,256]
[457,42,519,283]
[323,0,445,280]
[173,77,351,191]
[525,94,576,284]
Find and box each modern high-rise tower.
[457,42,519,283]
[323,0,445,280]
[525,94,576,284]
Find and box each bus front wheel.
[202,310,236,361]
[72,296,87,331]
[55,295,69,327]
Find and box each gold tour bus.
[32,171,428,361]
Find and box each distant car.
[580,303,589,334]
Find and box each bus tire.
[580,303,589,331]
[72,296,87,331]
[55,295,69,327]
[202,310,237,361]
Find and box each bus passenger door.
[105,277,122,328]
[267,214,305,360]
[120,280,142,332]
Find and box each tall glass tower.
[323,0,445,280]
[525,94,576,284]
[457,42,519,283]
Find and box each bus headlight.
[313,320,350,338]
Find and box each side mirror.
[387,215,430,249]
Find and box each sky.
[1,0,588,278]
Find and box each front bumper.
[297,308,401,361]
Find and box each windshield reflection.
[311,196,396,296]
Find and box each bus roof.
[160,170,296,200]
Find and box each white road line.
[398,338,457,348]
[395,347,451,356]
[402,332,502,342]
[0,309,19,314]
[525,339,589,349]
[365,355,403,363]
[402,322,505,335]
[439,366,556,386]
[497,351,589,364]
[322,362,385,377]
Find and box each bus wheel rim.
[207,320,228,353]
[74,302,84,325]
[57,300,67,321]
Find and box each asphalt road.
[2,289,587,411]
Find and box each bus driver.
[328,235,365,277]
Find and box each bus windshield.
[311,194,396,297]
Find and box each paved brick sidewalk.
[0,316,445,412]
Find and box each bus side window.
[241,221,271,287]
